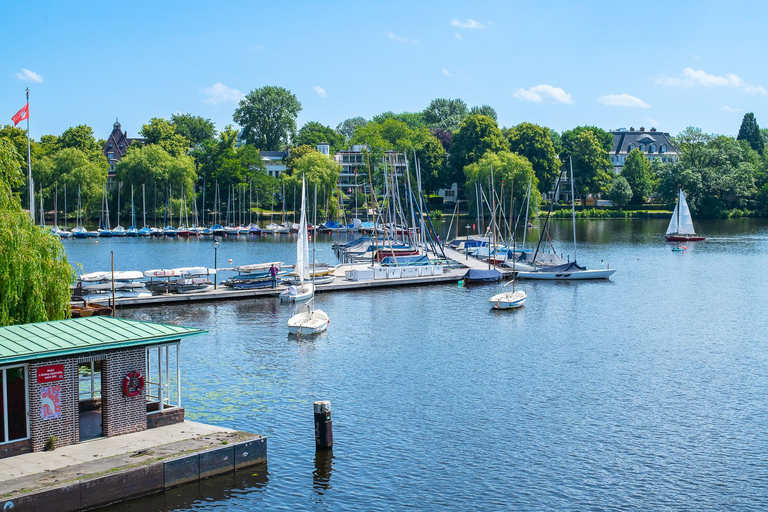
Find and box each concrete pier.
[0,421,266,511]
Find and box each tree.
[737,112,764,155]
[469,105,497,122]
[608,176,632,208]
[294,121,345,153]
[463,151,539,219]
[285,144,320,169]
[431,128,452,152]
[0,139,73,325]
[565,130,613,202]
[233,86,302,150]
[422,98,469,132]
[115,145,196,210]
[449,114,509,185]
[561,125,613,154]
[505,122,561,193]
[674,127,714,169]
[171,113,216,145]
[57,125,102,158]
[621,148,652,204]
[282,152,341,219]
[336,117,368,140]
[53,148,108,215]
[372,111,426,129]
[140,118,191,157]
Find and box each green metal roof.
[0,316,207,365]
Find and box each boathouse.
[0,316,205,458]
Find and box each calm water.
[69,219,768,511]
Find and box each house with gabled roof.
[610,126,679,172]
[103,119,144,177]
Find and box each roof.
[611,129,677,155]
[0,317,207,365]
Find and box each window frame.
[0,364,29,445]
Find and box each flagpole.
[26,87,34,224]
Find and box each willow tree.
[0,139,74,326]
[283,152,341,220]
[463,150,539,220]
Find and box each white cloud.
[313,85,327,98]
[450,18,486,29]
[596,93,651,109]
[442,68,453,77]
[203,82,245,105]
[513,84,573,104]
[15,68,43,83]
[385,31,419,44]
[647,117,659,126]
[656,67,767,95]
[454,33,463,40]
[721,106,743,113]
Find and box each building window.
[660,144,666,153]
[628,144,635,151]
[0,365,28,444]
[649,144,656,153]
[78,361,102,401]
[108,152,114,160]
[639,143,646,152]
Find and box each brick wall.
[29,359,78,451]
[102,348,147,437]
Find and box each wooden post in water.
[314,401,333,450]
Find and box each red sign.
[37,364,64,383]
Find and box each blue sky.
[3,0,767,141]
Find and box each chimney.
[650,127,656,132]
[629,127,635,131]
[639,126,645,131]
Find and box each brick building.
[0,317,205,458]
[103,119,144,177]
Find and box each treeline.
[3,85,768,221]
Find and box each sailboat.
[287,181,330,335]
[98,187,113,237]
[138,184,151,236]
[489,200,526,309]
[280,178,314,302]
[72,185,88,238]
[126,185,138,236]
[516,158,616,280]
[665,187,705,242]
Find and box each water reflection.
[101,463,268,511]
[313,450,334,493]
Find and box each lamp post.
[213,240,219,289]
[464,224,470,260]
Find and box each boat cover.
[462,269,503,282]
[528,261,586,273]
[380,255,431,266]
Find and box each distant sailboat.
[280,178,314,302]
[665,187,705,242]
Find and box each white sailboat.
[516,158,616,281]
[287,181,330,335]
[280,178,314,302]
[665,187,705,242]
[489,212,526,309]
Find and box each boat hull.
[665,235,705,242]
[287,309,329,335]
[489,290,527,309]
[516,268,617,280]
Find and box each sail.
[665,201,679,235]
[296,179,308,283]
[677,189,696,234]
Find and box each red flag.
[12,103,29,126]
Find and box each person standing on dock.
[269,264,278,288]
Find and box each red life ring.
[122,370,145,397]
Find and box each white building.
[610,127,679,172]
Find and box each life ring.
[122,370,145,397]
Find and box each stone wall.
[28,359,79,451]
[103,348,147,437]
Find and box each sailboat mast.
[142,184,146,227]
[677,187,682,235]
[569,157,576,260]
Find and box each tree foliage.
[115,145,197,206]
[621,148,652,204]
[463,151,539,219]
[561,127,613,201]
[450,114,509,185]
[171,113,216,145]
[140,118,191,157]
[737,112,764,155]
[233,86,302,150]
[336,117,368,140]
[294,121,345,153]
[469,105,497,122]
[422,98,468,132]
[282,152,341,219]
[608,176,632,208]
[372,111,426,129]
[0,139,73,326]
[505,122,561,194]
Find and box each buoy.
[228,258,233,263]
[94,240,98,244]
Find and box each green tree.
[561,125,613,154]
[282,152,341,219]
[0,139,74,325]
[736,112,764,155]
[422,98,468,132]
[115,145,196,209]
[286,144,320,169]
[565,130,613,203]
[57,125,103,159]
[621,148,652,204]
[294,121,345,153]
[53,148,108,215]
[608,176,632,208]
[469,105,497,122]
[171,113,216,145]
[674,127,714,169]
[336,117,368,140]
[463,151,539,219]
[140,118,191,157]
[505,122,561,193]
[450,114,509,185]
[372,111,426,129]
[233,86,302,150]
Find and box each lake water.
[66,219,768,511]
